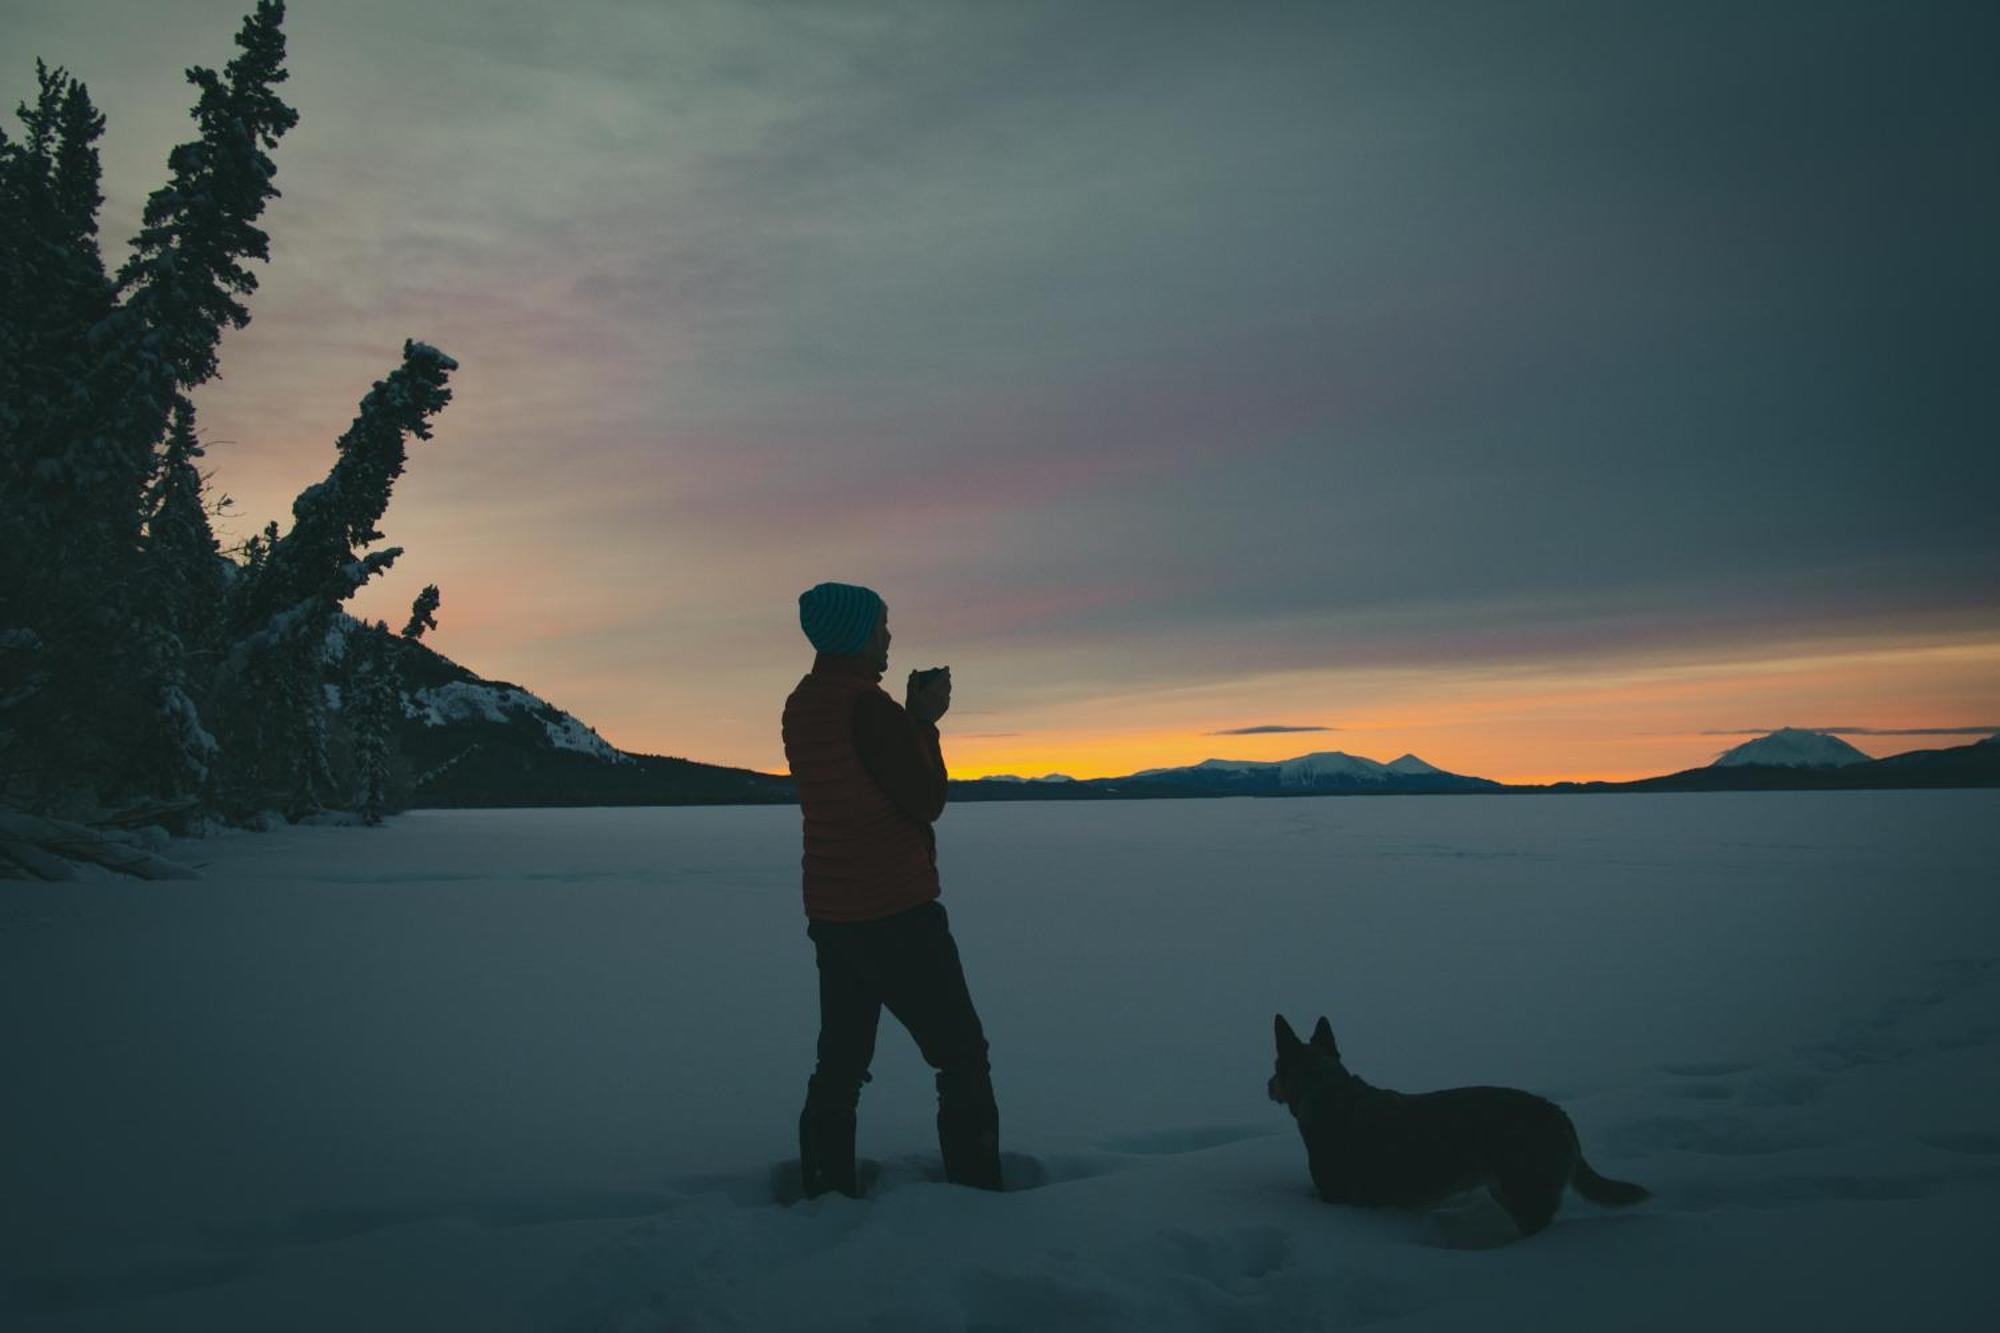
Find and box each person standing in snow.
[782,582,1002,1197]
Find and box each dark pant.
[800,901,1000,1195]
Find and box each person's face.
[865,611,890,674]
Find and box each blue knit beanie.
[798,582,885,656]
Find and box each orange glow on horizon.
[336,581,2000,788]
[916,635,2000,786]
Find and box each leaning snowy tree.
[217,339,456,819]
[1,1,460,871]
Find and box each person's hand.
[906,667,951,724]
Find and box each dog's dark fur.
[1269,1015,1648,1241]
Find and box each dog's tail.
[1571,1154,1650,1206]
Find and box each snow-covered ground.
[5,792,1997,1331]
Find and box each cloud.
[16,0,1994,776]
[1697,726,2000,737]
[1206,724,1337,736]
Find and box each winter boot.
[937,1100,1002,1191]
[799,1106,859,1199]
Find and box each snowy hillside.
[405,679,627,763]
[322,617,793,808]
[5,793,1996,1330]
[321,616,628,766]
[1713,728,1871,768]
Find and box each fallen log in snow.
[0,811,200,881]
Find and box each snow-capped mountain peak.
[1711,728,1870,769]
[1276,751,1389,785]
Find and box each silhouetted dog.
[1269,1015,1648,1243]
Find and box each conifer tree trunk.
[348,625,397,825]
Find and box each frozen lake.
[5,791,1997,1330]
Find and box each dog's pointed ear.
[1311,1016,1338,1054]
[1274,1014,1303,1055]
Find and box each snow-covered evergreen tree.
[240,520,281,579]
[403,584,441,641]
[218,340,455,818]
[1,4,296,814]
[131,398,228,803]
[0,62,115,805]
[100,0,297,472]
[2,3,460,842]
[230,341,457,645]
[0,61,112,519]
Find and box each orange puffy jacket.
[782,658,943,922]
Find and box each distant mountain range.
[364,627,2000,806]
[957,732,1998,798]
[956,750,1500,800]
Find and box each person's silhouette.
[781,582,1000,1197]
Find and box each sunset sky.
[11,0,1995,782]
